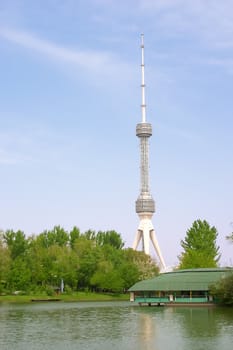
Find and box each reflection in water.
[137,311,158,350]
[134,306,233,350]
[0,302,232,350]
[165,307,218,337]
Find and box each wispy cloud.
[0,27,110,69]
[0,26,135,84]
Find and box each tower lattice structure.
[133,34,166,270]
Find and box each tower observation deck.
[133,34,166,271]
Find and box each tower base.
[133,212,166,271]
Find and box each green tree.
[96,230,124,249]
[28,235,79,292]
[118,261,139,290]
[73,236,100,289]
[178,219,221,269]
[210,273,233,306]
[7,257,32,291]
[0,225,160,294]
[69,226,81,249]
[45,245,78,290]
[90,260,124,292]
[124,248,159,280]
[83,229,96,241]
[3,230,31,292]
[0,234,11,292]
[3,230,28,259]
[37,226,69,248]
[27,236,48,289]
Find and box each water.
[0,301,232,350]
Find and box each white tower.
[133,34,166,270]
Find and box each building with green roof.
[128,268,233,305]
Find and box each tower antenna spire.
[141,33,146,123]
[133,34,166,271]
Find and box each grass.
[0,292,129,304]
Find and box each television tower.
[133,34,166,270]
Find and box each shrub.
[210,274,233,306]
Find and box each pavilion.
[128,268,233,306]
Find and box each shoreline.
[0,292,129,304]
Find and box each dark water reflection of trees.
[137,305,233,350]
[170,307,225,338]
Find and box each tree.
[0,225,160,294]
[124,248,159,280]
[73,236,100,289]
[3,230,28,259]
[96,230,124,249]
[0,234,11,292]
[90,261,124,292]
[7,257,32,291]
[3,230,31,291]
[178,219,221,269]
[69,226,81,249]
[118,262,139,290]
[83,229,96,241]
[37,226,69,248]
[26,237,48,289]
[210,273,233,306]
[26,234,80,292]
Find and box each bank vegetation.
[0,226,158,297]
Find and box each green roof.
[128,268,233,292]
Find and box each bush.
[210,274,233,306]
[44,286,55,296]
[63,285,73,294]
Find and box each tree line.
[0,226,158,295]
[0,219,232,304]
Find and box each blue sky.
[0,0,232,267]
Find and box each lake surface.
[0,301,232,350]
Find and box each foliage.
[95,230,124,249]
[210,273,233,306]
[0,226,158,294]
[124,248,159,280]
[69,226,80,249]
[35,226,69,248]
[91,261,124,292]
[3,230,28,259]
[0,237,11,292]
[178,219,221,269]
[7,257,32,291]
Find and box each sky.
[0,0,232,268]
